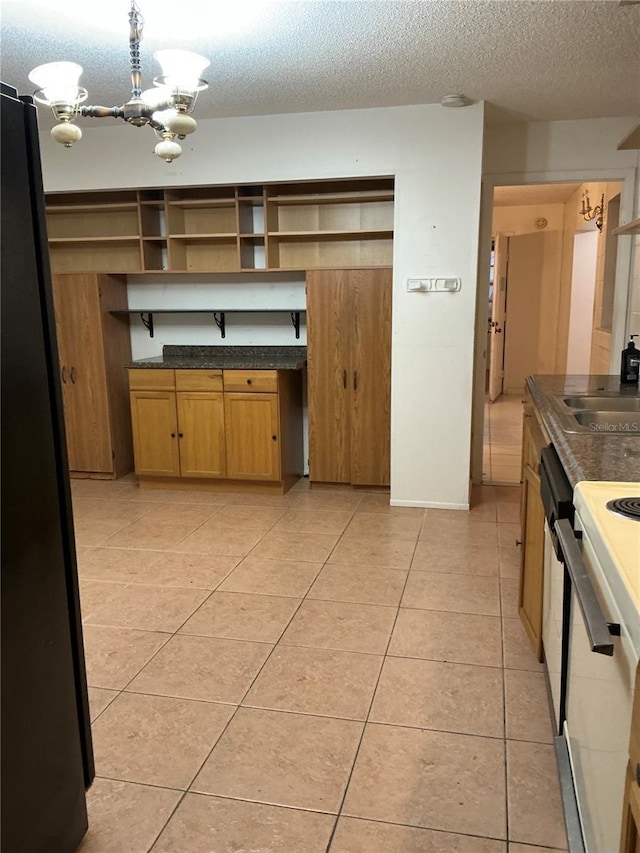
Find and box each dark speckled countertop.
[126,345,307,371]
[527,375,640,485]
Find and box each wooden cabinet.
[129,390,180,477]
[46,179,394,274]
[51,273,133,478]
[224,393,280,481]
[129,369,226,479]
[518,387,550,660]
[128,368,303,492]
[177,393,226,478]
[621,664,640,853]
[307,268,392,486]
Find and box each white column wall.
[39,104,485,509]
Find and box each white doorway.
[480,180,622,485]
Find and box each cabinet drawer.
[175,369,223,392]
[128,369,175,391]
[223,370,278,393]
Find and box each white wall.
[39,104,485,509]
[567,231,598,373]
[126,274,307,359]
[629,160,640,339]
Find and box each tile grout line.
[323,522,422,852]
[149,492,390,850]
[154,502,364,808]
[498,517,512,848]
[131,497,346,852]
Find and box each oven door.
[556,518,636,853]
[540,444,574,736]
[543,519,567,735]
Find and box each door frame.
[488,233,509,401]
[470,167,636,485]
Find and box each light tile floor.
[483,394,525,485]
[74,476,567,853]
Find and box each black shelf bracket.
[213,311,226,339]
[140,312,154,338]
[290,311,301,339]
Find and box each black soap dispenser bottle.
[620,334,640,385]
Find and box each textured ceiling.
[1,0,639,128]
[493,183,582,206]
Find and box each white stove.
[563,480,640,852]
[573,480,640,657]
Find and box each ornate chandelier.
[28,1,209,163]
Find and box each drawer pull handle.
[247,379,252,385]
[171,433,176,438]
[343,370,347,389]
[353,371,358,391]
[178,432,184,438]
[70,366,77,384]
[272,435,277,441]
[61,366,68,384]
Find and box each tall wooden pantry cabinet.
[51,273,133,478]
[307,268,392,486]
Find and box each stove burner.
[606,497,640,521]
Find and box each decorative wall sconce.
[580,190,605,232]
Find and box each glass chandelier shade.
[27,2,209,163]
[29,62,87,118]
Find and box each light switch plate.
[406,278,430,291]
[431,277,461,292]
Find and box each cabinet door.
[307,270,351,483]
[350,268,392,486]
[519,462,545,660]
[129,391,180,477]
[620,762,640,853]
[225,393,280,481]
[177,392,226,478]
[52,274,112,473]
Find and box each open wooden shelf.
[45,178,394,274]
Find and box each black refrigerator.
[1,82,94,852]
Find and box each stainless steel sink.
[568,411,640,434]
[563,395,640,412]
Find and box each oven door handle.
[554,518,616,657]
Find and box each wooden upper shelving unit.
[45,178,395,274]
